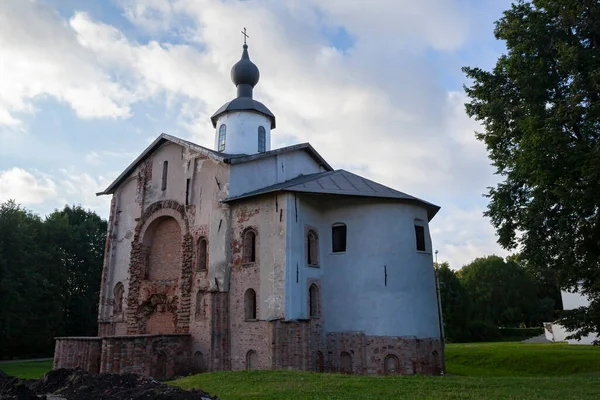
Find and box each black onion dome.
[231,44,260,87]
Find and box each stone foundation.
[54,334,191,379]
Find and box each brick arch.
[126,200,194,335]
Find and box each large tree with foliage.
[0,201,106,358]
[463,0,600,340]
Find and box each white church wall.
[283,194,325,320]
[142,143,189,207]
[214,112,271,155]
[229,150,325,198]
[321,200,439,338]
[284,195,441,339]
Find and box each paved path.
[0,357,52,364]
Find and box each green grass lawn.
[2,342,600,399]
[0,359,53,379]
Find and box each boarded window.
[340,352,352,374]
[161,161,168,191]
[218,124,226,152]
[258,126,266,153]
[246,350,257,370]
[307,230,319,265]
[415,225,426,251]
[243,229,256,263]
[332,223,347,253]
[384,354,399,375]
[197,237,207,271]
[244,289,257,320]
[113,282,124,314]
[309,284,319,318]
[195,290,205,319]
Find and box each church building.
[53,40,444,378]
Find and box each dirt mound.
[0,368,218,400]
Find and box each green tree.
[436,262,470,342]
[463,0,600,341]
[44,205,107,337]
[0,201,107,358]
[458,255,547,328]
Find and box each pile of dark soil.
[0,368,219,400]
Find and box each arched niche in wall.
[142,216,182,281]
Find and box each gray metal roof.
[210,97,276,128]
[224,169,440,220]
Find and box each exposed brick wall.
[100,334,191,378]
[326,332,443,375]
[53,338,102,374]
[146,217,181,280]
[126,200,193,335]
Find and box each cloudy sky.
[0,0,514,269]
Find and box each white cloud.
[1,0,510,264]
[0,168,57,204]
[0,0,134,126]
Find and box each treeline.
[437,255,561,342]
[0,200,107,359]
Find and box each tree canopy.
[0,200,106,358]
[463,0,600,340]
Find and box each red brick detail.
[126,200,193,335]
[326,332,443,375]
[145,217,181,281]
[53,337,102,374]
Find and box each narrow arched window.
[218,124,227,152]
[113,282,124,314]
[307,230,318,265]
[243,229,256,263]
[244,288,257,320]
[197,237,207,271]
[309,284,319,318]
[193,351,205,373]
[258,126,266,153]
[332,223,346,253]
[384,354,399,375]
[161,161,168,191]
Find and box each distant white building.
[544,283,598,345]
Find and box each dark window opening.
[161,161,168,191]
[185,178,190,205]
[332,224,347,253]
[415,225,426,251]
[258,126,266,153]
[244,289,257,320]
[243,229,256,263]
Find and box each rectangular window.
[332,224,347,253]
[415,225,426,251]
[185,178,190,205]
[161,161,168,191]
